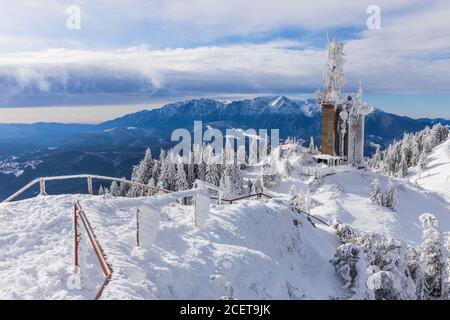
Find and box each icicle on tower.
[316,40,372,167]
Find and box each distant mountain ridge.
[0,95,449,201]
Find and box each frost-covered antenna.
[317,39,345,106]
[355,81,372,116]
[356,81,363,104]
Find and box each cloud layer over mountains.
[0,0,449,107]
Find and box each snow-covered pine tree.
[418,213,449,300]
[397,155,409,178]
[141,147,154,184]
[221,163,244,196]
[283,160,294,178]
[118,179,128,196]
[331,242,373,299]
[110,180,120,197]
[175,160,188,191]
[98,185,105,195]
[370,179,383,205]
[127,162,144,197]
[367,236,417,300]
[419,149,429,170]
[157,150,169,190]
[219,174,233,198]
[147,177,156,195]
[231,163,244,195]
[237,145,246,169]
[187,151,195,187]
[401,134,413,166]
[411,141,421,167]
[261,136,269,162]
[407,247,425,300]
[262,158,279,187]
[309,137,315,154]
[383,179,397,210]
[151,160,160,183]
[251,176,264,194]
[165,152,177,191]
[249,136,258,165]
[224,137,235,166]
[206,161,221,186]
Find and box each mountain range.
[0,95,449,200]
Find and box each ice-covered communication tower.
[316,40,373,167]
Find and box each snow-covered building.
[316,40,373,167]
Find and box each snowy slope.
[0,194,340,300]
[270,140,450,246]
[2,139,450,300]
[410,138,450,201]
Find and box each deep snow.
[1,138,449,300]
[0,194,340,299]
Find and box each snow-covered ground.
[0,193,340,300]
[1,138,449,300]
[410,138,450,201]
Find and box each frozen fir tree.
[383,179,397,211]
[249,137,258,166]
[407,247,425,300]
[127,163,144,197]
[147,177,156,195]
[110,180,120,197]
[166,153,178,190]
[222,164,244,196]
[283,160,294,178]
[206,159,221,186]
[118,179,128,197]
[151,159,160,183]
[175,160,188,191]
[219,174,233,198]
[224,137,235,165]
[397,155,408,178]
[419,149,429,170]
[141,147,154,183]
[237,145,246,169]
[418,213,449,300]
[331,243,374,300]
[98,185,105,195]
[187,151,195,188]
[251,176,264,194]
[370,179,383,205]
[309,137,315,154]
[158,151,170,190]
[261,136,269,162]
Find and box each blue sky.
[0,0,449,123]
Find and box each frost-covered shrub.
[370,179,383,206]
[418,213,449,300]
[407,247,425,300]
[332,214,450,300]
[333,220,359,244]
[331,243,373,300]
[331,222,418,300]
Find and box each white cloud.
[0,0,449,107]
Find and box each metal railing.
[3,174,172,203]
[74,201,113,300]
[215,193,273,204]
